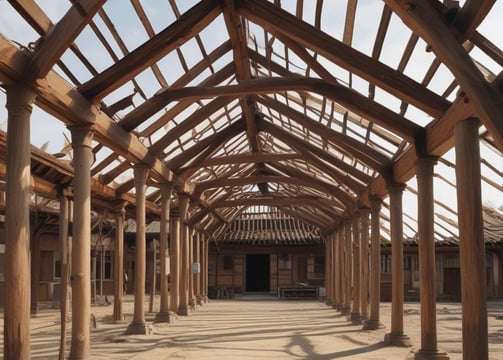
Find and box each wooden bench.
[278,287,318,300]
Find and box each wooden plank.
[159,77,421,142]
[78,0,221,100]
[236,0,451,118]
[257,98,391,170]
[385,0,503,152]
[0,35,192,192]
[29,0,105,78]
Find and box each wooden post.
[178,193,190,316]
[126,165,151,335]
[334,229,342,311]
[69,124,94,359]
[201,234,208,303]
[155,183,172,322]
[360,207,370,321]
[169,209,181,312]
[454,118,488,360]
[363,196,384,330]
[112,202,126,322]
[414,156,449,359]
[325,235,333,305]
[384,183,411,347]
[342,220,352,316]
[4,86,36,360]
[350,213,362,324]
[195,231,202,305]
[58,189,70,360]
[188,227,195,310]
[148,240,157,313]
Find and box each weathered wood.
[385,0,503,152]
[78,0,221,100]
[236,0,451,118]
[29,0,105,78]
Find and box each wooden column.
[350,214,362,323]
[69,125,94,359]
[195,231,202,305]
[169,209,180,312]
[415,157,449,359]
[4,86,36,360]
[112,202,126,322]
[385,183,411,347]
[188,227,196,309]
[325,235,333,305]
[178,193,190,316]
[360,207,370,321]
[201,234,208,303]
[342,220,352,316]
[454,118,488,360]
[58,189,71,360]
[155,183,173,323]
[364,196,384,330]
[126,165,151,335]
[334,229,343,311]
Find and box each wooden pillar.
[126,165,151,335]
[454,118,488,360]
[334,229,342,311]
[325,235,333,305]
[350,214,362,323]
[385,183,411,347]
[360,207,370,321]
[195,231,202,305]
[169,209,180,312]
[201,234,208,303]
[4,86,36,360]
[188,227,196,309]
[112,202,126,322]
[363,196,384,330]
[69,125,94,359]
[58,189,71,360]
[178,193,190,316]
[155,183,173,323]
[414,157,449,359]
[342,220,352,315]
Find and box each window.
[314,256,325,273]
[381,254,392,273]
[223,255,233,271]
[278,253,291,270]
[96,251,113,280]
[0,244,4,282]
[54,252,61,279]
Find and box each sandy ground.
[1,294,503,359]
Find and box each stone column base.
[384,332,412,347]
[154,311,171,323]
[125,321,153,335]
[178,305,189,316]
[362,319,384,330]
[341,306,351,316]
[414,350,450,360]
[349,313,362,324]
[332,303,341,311]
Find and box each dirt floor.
[1,294,503,359]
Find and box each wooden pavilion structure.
[0,1,502,359]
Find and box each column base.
[125,321,153,335]
[202,294,208,303]
[362,319,384,330]
[326,299,333,306]
[341,306,351,316]
[332,303,341,311]
[349,312,362,324]
[196,296,203,306]
[154,311,171,323]
[414,349,450,360]
[384,332,412,347]
[178,304,189,316]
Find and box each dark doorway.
[246,254,270,292]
